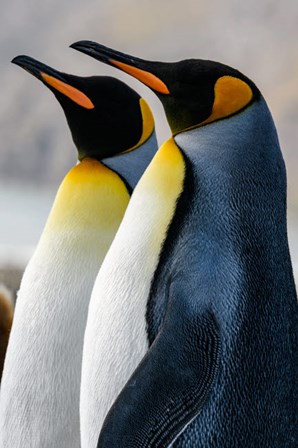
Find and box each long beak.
[11,55,94,109]
[70,41,170,95]
[12,55,66,83]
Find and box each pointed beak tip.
[69,41,79,50]
[69,40,93,51]
[11,55,24,66]
[69,41,109,63]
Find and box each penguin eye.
[41,73,95,109]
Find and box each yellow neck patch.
[110,59,170,95]
[202,75,253,126]
[44,158,130,237]
[138,137,185,196]
[121,98,155,154]
[41,73,95,109]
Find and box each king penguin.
[71,41,298,448]
[0,55,157,448]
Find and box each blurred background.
[0,0,298,296]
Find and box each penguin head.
[70,41,260,135]
[11,55,154,160]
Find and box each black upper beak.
[70,41,147,70]
[11,55,66,83]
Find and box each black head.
[70,41,260,135]
[11,55,154,160]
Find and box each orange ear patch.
[41,73,95,109]
[202,76,253,125]
[110,59,170,95]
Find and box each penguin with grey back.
[0,55,157,448]
[72,41,298,448]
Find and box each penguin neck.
[41,157,130,253]
[174,99,294,295]
[102,131,158,189]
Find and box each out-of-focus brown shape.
[0,285,14,382]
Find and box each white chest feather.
[80,139,185,448]
[0,159,129,448]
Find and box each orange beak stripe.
[110,59,170,95]
[41,73,95,109]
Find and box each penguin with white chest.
[72,41,298,448]
[0,55,157,448]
